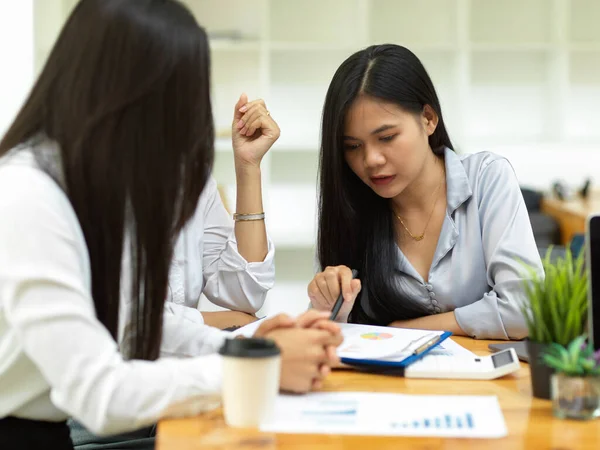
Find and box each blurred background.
[1,0,598,316]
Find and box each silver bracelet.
[233,212,265,221]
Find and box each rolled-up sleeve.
[159,303,229,357]
[201,178,275,313]
[454,159,544,340]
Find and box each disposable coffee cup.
[219,337,281,428]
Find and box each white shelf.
[268,42,357,52]
[469,43,554,52]
[270,142,319,153]
[211,50,261,133]
[271,152,318,184]
[212,153,236,187]
[269,0,362,47]
[569,43,600,52]
[215,135,321,154]
[210,40,261,52]
[217,138,320,154]
[186,0,263,43]
[215,138,232,152]
[270,231,315,250]
[469,0,553,46]
[266,185,317,249]
[467,50,551,140]
[369,0,458,47]
[569,0,600,43]
[401,44,458,52]
[263,282,314,317]
[566,51,600,139]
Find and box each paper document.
[338,323,474,361]
[229,317,267,338]
[230,320,475,362]
[261,392,507,438]
[425,336,475,358]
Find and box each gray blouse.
[359,147,543,340]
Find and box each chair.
[521,187,561,249]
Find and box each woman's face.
[343,95,437,199]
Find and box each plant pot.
[526,339,554,400]
[551,373,600,420]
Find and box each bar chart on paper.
[369,394,505,438]
[262,392,507,439]
[391,412,475,431]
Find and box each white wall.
[0,0,34,139]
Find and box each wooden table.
[157,338,600,450]
[541,194,600,246]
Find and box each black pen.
[330,269,359,320]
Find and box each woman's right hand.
[265,327,342,393]
[253,312,343,393]
[307,266,362,322]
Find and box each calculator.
[404,348,521,380]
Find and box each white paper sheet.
[261,392,507,438]
[229,317,267,338]
[426,335,475,358]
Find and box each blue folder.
[340,331,453,371]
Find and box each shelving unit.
[33,0,600,315]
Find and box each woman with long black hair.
[0,1,341,449]
[308,44,543,340]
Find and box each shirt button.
[432,299,438,306]
[429,292,435,298]
[434,307,442,313]
[426,284,433,291]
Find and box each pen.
[330,269,359,320]
[412,334,441,355]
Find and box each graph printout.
[261,392,507,439]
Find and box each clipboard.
[339,330,453,370]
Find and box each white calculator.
[405,348,521,380]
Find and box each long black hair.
[318,44,453,325]
[0,0,214,360]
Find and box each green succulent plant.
[543,335,600,377]
[520,248,588,346]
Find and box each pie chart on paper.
[360,332,394,341]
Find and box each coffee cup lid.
[219,337,280,358]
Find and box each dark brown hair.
[0,0,214,360]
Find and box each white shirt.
[124,174,275,358]
[0,148,271,435]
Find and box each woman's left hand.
[231,93,280,168]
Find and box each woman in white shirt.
[158,92,278,339]
[308,44,543,339]
[146,173,274,359]
[0,1,341,449]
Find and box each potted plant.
[520,249,588,399]
[544,335,600,419]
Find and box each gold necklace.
[394,179,443,242]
